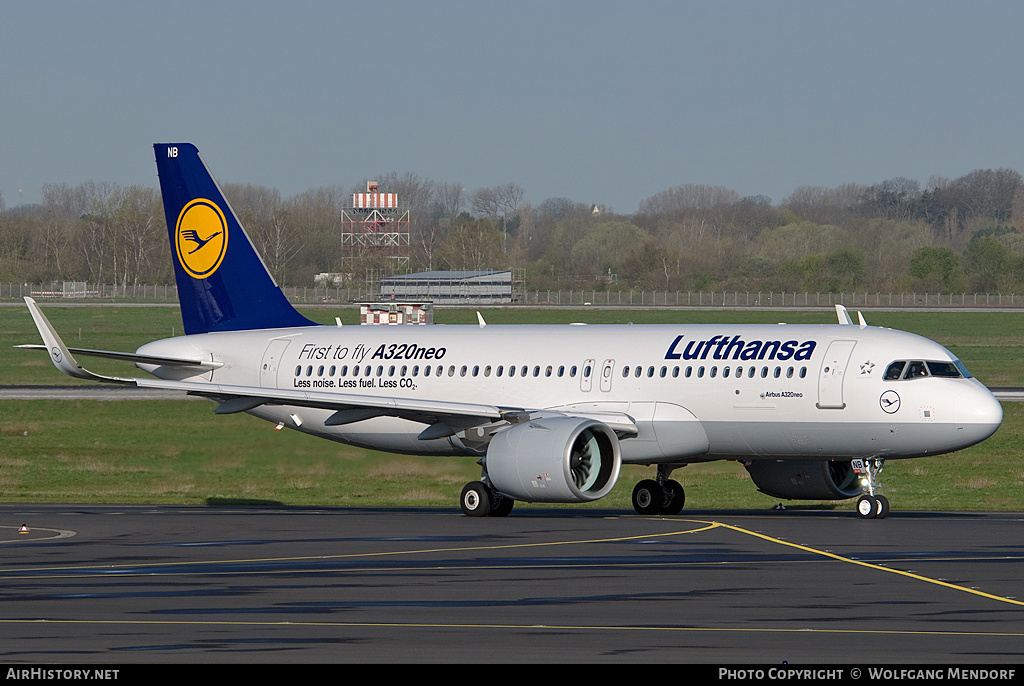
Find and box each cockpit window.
[884,359,968,381]
[884,361,905,380]
[905,361,928,378]
[926,361,961,378]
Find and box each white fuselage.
[137,322,1003,464]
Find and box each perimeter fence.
[4,282,1024,309]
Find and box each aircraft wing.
[19,296,637,440]
[133,376,505,424]
[134,377,638,440]
[14,344,224,370]
[19,297,508,431]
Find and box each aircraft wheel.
[875,494,889,519]
[632,479,664,515]
[488,494,515,517]
[461,481,492,517]
[662,480,685,515]
[856,495,877,519]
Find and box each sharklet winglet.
[22,297,133,384]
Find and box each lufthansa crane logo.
[879,390,901,414]
[175,199,228,279]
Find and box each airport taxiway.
[0,505,1021,663]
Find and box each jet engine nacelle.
[745,459,863,500]
[485,417,621,503]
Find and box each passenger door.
[817,340,856,409]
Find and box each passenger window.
[622,366,630,378]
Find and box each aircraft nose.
[953,381,1003,446]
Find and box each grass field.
[1,303,1022,511]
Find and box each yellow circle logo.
[175,199,228,279]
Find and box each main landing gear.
[631,464,686,515]
[854,458,889,519]
[460,480,514,517]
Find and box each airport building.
[379,270,522,304]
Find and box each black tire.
[461,481,492,517]
[662,479,685,515]
[488,494,515,517]
[632,479,665,515]
[856,495,877,519]
[875,494,889,519]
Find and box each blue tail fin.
[154,143,316,335]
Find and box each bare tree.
[40,183,90,279]
[431,182,465,222]
[223,183,304,282]
[471,182,525,219]
[108,184,162,286]
[471,182,525,251]
[639,184,740,215]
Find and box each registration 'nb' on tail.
[154,143,315,335]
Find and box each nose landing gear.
[853,458,889,519]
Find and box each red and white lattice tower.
[341,181,410,282]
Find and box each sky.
[4,1,1024,215]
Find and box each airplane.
[19,143,1004,519]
